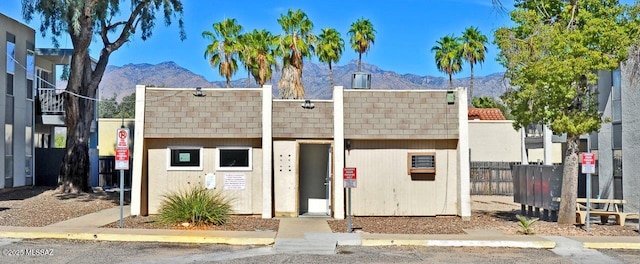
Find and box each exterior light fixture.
[301,99,315,109]
[447,91,455,105]
[193,87,206,97]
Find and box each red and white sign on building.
[343,167,357,188]
[581,153,595,174]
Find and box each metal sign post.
[343,167,357,233]
[115,127,130,228]
[581,152,595,233]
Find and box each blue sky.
[0,0,515,82]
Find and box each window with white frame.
[216,147,252,171]
[167,147,203,170]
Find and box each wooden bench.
[574,198,639,226]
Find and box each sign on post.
[116,128,129,148]
[115,128,130,170]
[115,148,129,170]
[581,153,595,174]
[115,127,130,228]
[343,167,357,188]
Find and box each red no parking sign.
[115,128,130,170]
[581,153,595,174]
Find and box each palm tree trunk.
[448,73,453,90]
[329,62,334,89]
[358,53,362,71]
[469,64,475,104]
[247,68,251,87]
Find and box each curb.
[361,239,556,249]
[0,228,276,246]
[582,242,640,250]
[360,234,556,248]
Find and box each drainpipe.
[89,97,99,188]
[543,125,552,165]
[521,127,529,165]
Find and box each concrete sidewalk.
[0,207,639,250]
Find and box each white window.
[216,147,252,171]
[167,146,203,171]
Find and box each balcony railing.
[38,88,65,114]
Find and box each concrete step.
[273,238,337,255]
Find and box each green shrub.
[515,214,539,235]
[158,186,232,226]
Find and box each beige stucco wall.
[145,138,262,215]
[98,118,135,156]
[345,139,459,216]
[468,120,522,162]
[528,144,563,164]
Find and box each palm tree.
[202,18,243,88]
[348,18,376,71]
[244,29,279,87]
[276,9,316,99]
[238,33,254,87]
[461,26,488,101]
[317,28,344,89]
[431,35,463,89]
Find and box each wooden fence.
[470,161,519,195]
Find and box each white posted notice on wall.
[205,173,216,190]
[224,173,246,190]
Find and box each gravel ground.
[329,195,640,236]
[1,188,638,236]
[0,186,119,227]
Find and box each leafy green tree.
[317,28,344,89]
[98,94,119,118]
[461,26,488,102]
[54,133,66,148]
[203,18,243,88]
[431,35,463,89]
[471,96,513,120]
[277,9,316,99]
[22,0,185,193]
[241,29,278,87]
[116,92,136,118]
[348,18,376,72]
[495,0,638,224]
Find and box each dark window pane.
[5,96,13,123]
[411,155,435,169]
[219,149,249,167]
[170,149,200,167]
[612,123,622,149]
[27,79,33,99]
[6,73,13,95]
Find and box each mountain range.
[96,60,512,101]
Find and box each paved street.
[1,238,640,264]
